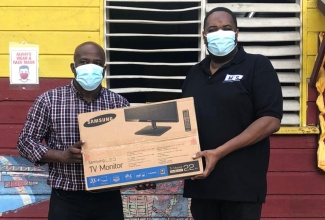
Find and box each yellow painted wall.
[303,0,325,78]
[0,0,104,78]
[301,0,325,126]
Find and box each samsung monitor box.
[78,97,203,191]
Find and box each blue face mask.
[75,64,104,91]
[206,30,236,56]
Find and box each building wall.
[301,0,325,125]
[304,0,325,125]
[303,0,325,80]
[0,0,324,219]
[0,0,103,78]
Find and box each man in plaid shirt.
[17,41,129,220]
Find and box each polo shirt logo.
[223,74,243,82]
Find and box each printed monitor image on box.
[124,101,180,136]
[78,97,203,190]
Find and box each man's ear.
[202,31,207,46]
[235,28,239,44]
[102,65,107,77]
[70,63,76,77]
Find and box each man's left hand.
[191,149,219,180]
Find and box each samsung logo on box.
[84,114,116,127]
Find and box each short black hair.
[204,7,237,29]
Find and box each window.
[105,0,202,104]
[105,0,301,126]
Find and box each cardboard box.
[78,97,203,190]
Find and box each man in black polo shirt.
[182,7,283,220]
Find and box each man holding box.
[17,41,129,220]
[182,7,283,220]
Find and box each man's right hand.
[41,140,85,164]
[59,140,84,164]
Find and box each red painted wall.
[0,78,72,155]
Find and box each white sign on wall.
[9,42,39,85]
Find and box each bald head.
[73,41,106,64]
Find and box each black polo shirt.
[182,46,283,202]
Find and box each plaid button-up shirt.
[17,81,129,191]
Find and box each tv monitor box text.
[78,97,203,190]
